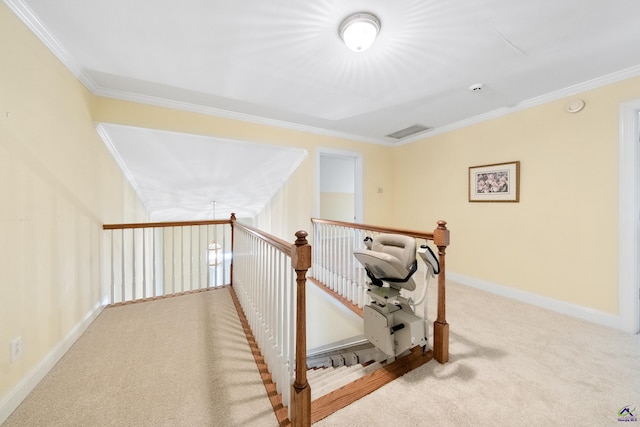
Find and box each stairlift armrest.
[418,244,439,275]
[363,236,373,250]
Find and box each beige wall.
[320,192,355,222]
[392,75,640,315]
[0,4,148,408]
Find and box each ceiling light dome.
[339,12,381,52]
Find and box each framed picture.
[469,161,520,202]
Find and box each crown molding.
[7,0,640,148]
[397,63,640,146]
[3,0,97,88]
[4,0,388,146]
[91,86,393,146]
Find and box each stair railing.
[231,218,311,426]
[310,218,450,363]
[102,218,232,305]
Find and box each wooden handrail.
[311,218,435,241]
[103,219,232,230]
[310,218,450,364]
[231,221,294,256]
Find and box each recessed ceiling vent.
[386,124,432,140]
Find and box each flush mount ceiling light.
[339,12,381,52]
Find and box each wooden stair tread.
[310,346,434,424]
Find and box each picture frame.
[469,161,520,202]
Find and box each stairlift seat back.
[353,234,417,292]
[370,234,416,271]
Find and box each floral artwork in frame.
[469,161,520,202]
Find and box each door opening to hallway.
[317,150,362,223]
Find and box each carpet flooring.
[3,288,277,427]
[3,282,640,426]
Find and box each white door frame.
[315,148,363,223]
[619,99,640,334]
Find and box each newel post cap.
[292,230,311,270]
[434,220,450,247]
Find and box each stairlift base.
[364,301,427,359]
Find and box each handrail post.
[433,220,450,363]
[230,213,236,286]
[291,230,311,427]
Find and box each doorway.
[619,100,640,334]
[316,149,362,223]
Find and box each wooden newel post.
[433,220,450,364]
[229,213,236,286]
[291,230,311,427]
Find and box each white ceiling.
[98,124,307,221]
[7,0,640,220]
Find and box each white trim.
[82,67,640,147]
[95,124,150,212]
[0,298,107,425]
[398,64,640,145]
[448,272,626,331]
[2,0,97,89]
[355,154,363,223]
[3,0,385,146]
[619,100,640,334]
[315,148,363,223]
[7,0,640,147]
[93,88,390,147]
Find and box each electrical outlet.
[10,336,23,363]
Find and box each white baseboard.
[447,272,625,331]
[0,295,108,425]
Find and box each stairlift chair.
[354,234,439,360]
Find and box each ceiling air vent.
[386,124,432,140]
